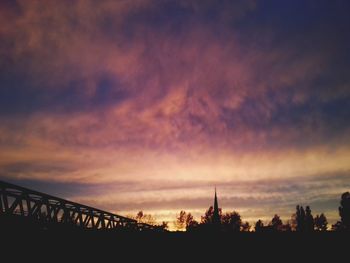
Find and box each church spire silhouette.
[213,187,220,226]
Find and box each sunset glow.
[1,0,350,229]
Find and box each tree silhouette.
[314,213,328,231]
[201,206,214,224]
[135,211,156,225]
[186,213,199,231]
[174,211,198,231]
[221,211,242,232]
[296,205,306,232]
[339,192,350,230]
[185,213,196,230]
[331,221,342,231]
[255,219,264,232]
[175,210,187,231]
[305,206,314,232]
[241,221,251,232]
[135,211,144,222]
[201,206,222,225]
[270,214,283,231]
[159,221,169,231]
[283,221,292,232]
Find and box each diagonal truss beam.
[0,180,161,232]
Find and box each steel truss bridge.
[0,180,160,232]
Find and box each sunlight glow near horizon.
[0,0,349,229]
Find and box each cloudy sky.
[1,0,350,228]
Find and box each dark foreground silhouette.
[1,180,349,260]
[0,214,347,261]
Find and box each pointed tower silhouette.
[213,187,221,226]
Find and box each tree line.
[131,191,350,232]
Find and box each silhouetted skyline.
[0,0,350,227]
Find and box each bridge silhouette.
[0,180,160,232]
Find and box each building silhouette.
[213,187,221,227]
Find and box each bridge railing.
[0,180,160,231]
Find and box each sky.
[1,0,350,229]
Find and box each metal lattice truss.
[0,180,157,231]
